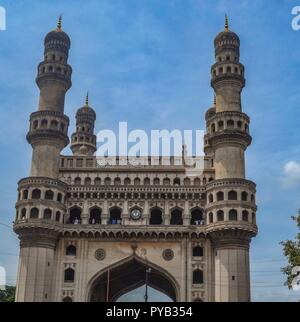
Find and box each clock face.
[131,209,142,220]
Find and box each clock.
[130,208,142,221]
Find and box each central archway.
[88,256,178,302]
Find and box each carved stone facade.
[14,18,257,302]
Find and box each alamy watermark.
[0,266,6,291]
[95,122,205,177]
[291,266,300,291]
[0,6,6,31]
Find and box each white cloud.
[282,161,300,188]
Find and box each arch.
[55,211,61,222]
[62,297,73,302]
[114,177,121,185]
[209,212,213,223]
[193,178,201,186]
[94,177,101,186]
[23,190,29,200]
[109,207,122,225]
[173,178,180,186]
[64,268,75,283]
[211,123,216,133]
[104,177,111,186]
[30,207,39,219]
[228,190,237,200]
[242,210,249,221]
[85,177,92,185]
[193,246,204,257]
[66,245,77,256]
[190,208,203,225]
[134,178,141,186]
[193,269,204,284]
[153,178,160,186]
[57,193,63,202]
[217,210,224,221]
[218,120,224,130]
[69,207,82,224]
[183,177,191,186]
[90,207,101,224]
[124,177,131,185]
[217,191,224,201]
[45,190,54,200]
[21,208,27,219]
[41,119,48,128]
[50,120,58,129]
[170,208,183,225]
[241,191,248,201]
[229,209,238,221]
[32,189,41,199]
[227,120,234,128]
[87,255,179,302]
[150,208,163,225]
[163,177,170,186]
[208,193,214,203]
[74,177,82,185]
[144,177,150,185]
[43,208,52,220]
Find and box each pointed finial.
[225,14,229,32]
[85,92,89,109]
[57,15,62,31]
[214,95,216,106]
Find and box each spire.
[225,14,229,32]
[57,15,62,31]
[85,92,89,109]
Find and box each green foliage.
[0,286,16,302]
[281,215,300,288]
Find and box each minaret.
[14,17,72,302]
[70,93,97,155]
[205,16,257,302]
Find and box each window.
[55,211,61,222]
[191,209,203,225]
[193,246,204,257]
[209,212,213,223]
[241,191,248,201]
[229,209,238,221]
[33,120,38,130]
[227,120,234,128]
[90,207,101,224]
[184,178,191,186]
[209,194,214,203]
[193,270,204,284]
[194,178,201,186]
[50,120,58,129]
[45,190,54,200]
[150,208,163,225]
[124,177,131,185]
[114,177,121,185]
[218,121,224,130]
[242,210,249,221]
[94,178,101,186]
[64,268,75,283]
[43,209,52,220]
[30,208,39,219]
[217,210,224,221]
[69,207,82,224]
[57,193,63,202]
[163,178,170,185]
[23,190,29,200]
[66,245,76,256]
[41,119,48,128]
[21,208,27,219]
[74,177,81,185]
[32,189,41,199]
[153,178,160,186]
[144,177,150,186]
[134,178,141,186]
[109,208,121,225]
[174,178,180,186]
[217,191,224,201]
[170,209,183,225]
[84,177,91,185]
[228,190,237,200]
[104,177,111,186]
[211,123,216,133]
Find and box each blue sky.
[0,0,300,302]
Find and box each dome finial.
[85,92,89,109]
[225,14,229,32]
[57,15,62,31]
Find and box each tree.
[0,286,16,302]
[281,212,300,288]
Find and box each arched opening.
[94,177,101,186]
[30,207,39,219]
[209,194,214,203]
[90,207,101,224]
[194,178,201,186]
[163,178,170,185]
[241,191,248,201]
[228,190,237,200]
[209,212,213,223]
[170,209,183,225]
[66,245,77,256]
[173,178,180,186]
[144,177,150,186]
[193,269,204,284]
[150,208,163,225]
[109,208,121,225]
[85,177,91,185]
[69,207,82,224]
[43,208,52,220]
[104,177,111,186]
[45,190,54,200]
[217,191,224,201]
[56,211,61,222]
[193,246,204,257]
[229,209,238,221]
[134,178,141,186]
[32,189,41,199]
[242,210,249,222]
[89,257,177,302]
[74,177,81,185]
[153,178,160,186]
[23,190,29,200]
[64,268,75,283]
[190,208,203,225]
[124,177,131,185]
[57,193,63,202]
[21,208,27,219]
[217,210,224,221]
